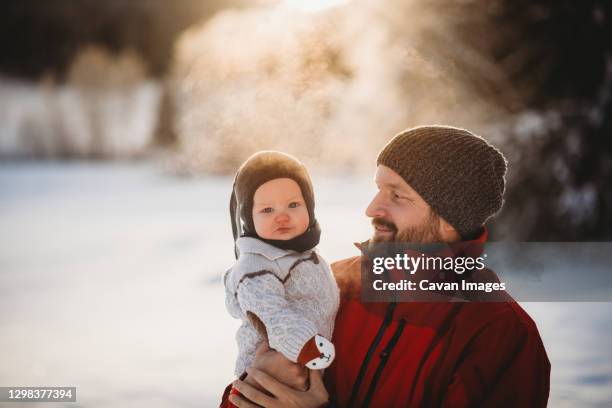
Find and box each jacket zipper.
[347,302,396,407]
[362,318,407,408]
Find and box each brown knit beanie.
[377,125,507,238]
[232,151,315,235]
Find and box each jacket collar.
[236,236,299,261]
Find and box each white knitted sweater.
[224,237,340,376]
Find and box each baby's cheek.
[253,214,272,236]
[297,208,310,229]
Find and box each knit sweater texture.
[223,237,340,376]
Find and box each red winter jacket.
[324,259,550,407]
[220,233,551,407]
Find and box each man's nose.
[366,191,386,218]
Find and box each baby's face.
[252,178,310,240]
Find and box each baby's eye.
[288,202,301,208]
[261,207,273,213]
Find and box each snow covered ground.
[1,161,611,407]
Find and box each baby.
[224,151,340,383]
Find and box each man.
[222,126,551,407]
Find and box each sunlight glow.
[281,0,350,13]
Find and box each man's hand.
[247,342,309,391]
[229,367,329,408]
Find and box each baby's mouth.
[275,226,294,233]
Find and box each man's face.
[366,165,448,243]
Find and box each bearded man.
[222,125,551,408]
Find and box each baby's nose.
[275,212,290,223]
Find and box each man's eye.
[393,192,409,201]
[289,202,300,208]
[261,207,273,213]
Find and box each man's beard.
[371,210,443,243]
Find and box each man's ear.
[439,217,460,242]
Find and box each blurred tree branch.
[0,0,245,80]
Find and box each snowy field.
[1,161,611,407]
